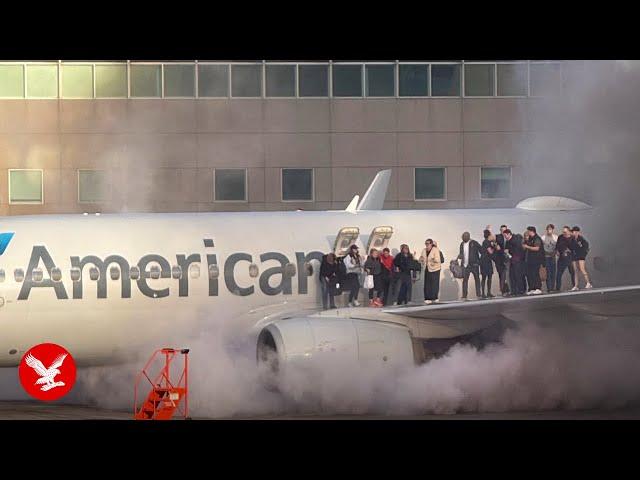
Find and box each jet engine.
[256,317,415,372]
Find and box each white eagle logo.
[25,353,68,391]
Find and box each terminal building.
[0,60,574,215]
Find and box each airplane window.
[130,266,141,280]
[208,264,219,280]
[32,268,43,283]
[14,268,24,282]
[249,264,259,278]
[284,263,296,277]
[171,265,182,279]
[149,265,161,280]
[51,267,62,282]
[70,267,81,282]
[89,267,100,281]
[189,264,200,279]
[0,269,5,282]
[110,266,120,281]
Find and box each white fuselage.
[0,208,598,366]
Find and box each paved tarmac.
[2,401,640,420]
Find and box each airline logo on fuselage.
[16,244,324,301]
[0,232,14,255]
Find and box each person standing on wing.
[457,232,481,300]
[344,245,364,306]
[420,238,442,304]
[571,226,593,290]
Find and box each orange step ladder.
[134,348,189,420]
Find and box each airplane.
[1,169,638,373]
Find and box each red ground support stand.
[134,348,189,420]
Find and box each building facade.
[0,60,569,215]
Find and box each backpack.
[449,260,464,279]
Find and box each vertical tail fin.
[357,170,391,211]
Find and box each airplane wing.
[383,285,640,321]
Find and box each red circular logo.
[18,343,76,401]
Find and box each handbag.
[450,260,464,279]
[364,274,374,289]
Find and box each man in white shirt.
[541,224,558,292]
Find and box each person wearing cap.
[343,244,364,306]
[571,226,592,290]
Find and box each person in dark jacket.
[555,225,576,291]
[571,226,592,290]
[319,253,339,309]
[393,244,415,305]
[504,229,526,296]
[457,232,481,300]
[480,229,495,299]
[523,226,544,295]
[494,224,509,295]
[364,248,383,307]
[379,247,394,305]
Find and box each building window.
[26,64,58,98]
[95,64,127,98]
[78,170,107,203]
[61,64,93,98]
[163,64,195,97]
[214,169,247,202]
[282,168,313,201]
[399,64,429,96]
[481,167,511,199]
[130,64,162,98]
[198,64,229,98]
[265,64,296,97]
[8,169,43,204]
[0,64,24,98]
[497,63,528,96]
[464,64,495,96]
[365,64,395,97]
[332,64,362,97]
[530,62,562,97]
[298,64,328,97]
[431,64,461,96]
[231,64,262,97]
[415,168,446,200]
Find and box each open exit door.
[366,226,393,253]
[333,227,360,256]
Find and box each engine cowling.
[256,317,415,371]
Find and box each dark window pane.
[332,65,362,97]
[366,64,395,96]
[415,168,445,200]
[431,64,460,96]
[265,64,295,97]
[497,63,527,96]
[164,64,195,97]
[78,170,107,203]
[215,169,246,201]
[9,170,43,203]
[481,167,511,199]
[282,168,313,201]
[399,64,429,96]
[299,65,328,97]
[198,64,229,97]
[464,64,494,96]
[231,64,262,97]
[530,63,562,97]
